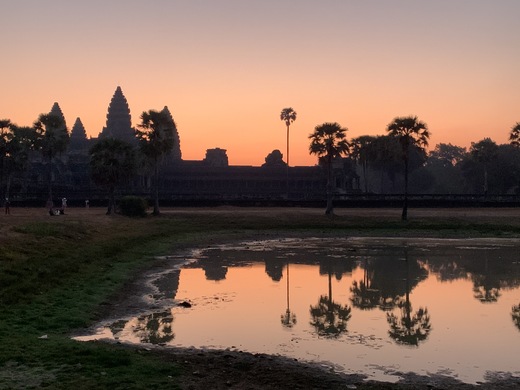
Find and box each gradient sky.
[2,0,519,166]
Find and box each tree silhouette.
[280,107,297,198]
[350,135,376,193]
[89,138,137,215]
[1,125,37,200]
[280,108,297,167]
[310,260,351,338]
[386,116,429,220]
[512,303,520,331]
[281,262,297,328]
[509,122,520,147]
[309,122,349,215]
[469,138,499,195]
[33,113,69,206]
[136,109,176,215]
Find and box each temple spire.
[69,117,89,151]
[99,86,135,144]
[50,102,67,128]
[161,105,182,161]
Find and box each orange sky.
[2,1,520,166]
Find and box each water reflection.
[310,259,352,337]
[109,311,175,344]
[513,303,520,331]
[386,249,431,346]
[280,262,297,328]
[78,238,520,383]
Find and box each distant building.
[15,86,359,202]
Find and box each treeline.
[350,135,520,195]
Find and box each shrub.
[119,196,148,217]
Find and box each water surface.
[77,237,520,383]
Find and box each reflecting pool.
[76,237,520,383]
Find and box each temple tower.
[161,106,182,162]
[99,86,135,144]
[50,102,67,128]
[69,117,89,152]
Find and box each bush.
[119,196,148,217]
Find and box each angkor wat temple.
[18,87,359,204]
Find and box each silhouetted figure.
[4,198,10,215]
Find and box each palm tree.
[469,138,499,195]
[3,126,37,200]
[280,108,297,166]
[33,113,69,207]
[309,122,350,215]
[386,116,429,221]
[280,107,297,198]
[89,138,137,215]
[136,109,176,215]
[350,135,376,193]
[510,122,520,147]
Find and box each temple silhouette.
[19,86,359,204]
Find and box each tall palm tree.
[33,113,69,207]
[280,107,297,198]
[509,122,520,147]
[280,108,297,166]
[350,135,376,193]
[469,138,498,195]
[89,138,137,215]
[136,109,176,215]
[309,122,349,214]
[386,116,429,221]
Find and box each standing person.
[61,197,67,210]
[4,198,10,215]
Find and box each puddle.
[75,237,520,384]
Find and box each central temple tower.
[99,86,136,144]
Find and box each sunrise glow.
[2,1,519,166]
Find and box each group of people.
[4,197,91,215]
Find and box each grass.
[1,206,520,389]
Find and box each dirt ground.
[144,345,520,390]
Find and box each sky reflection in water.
[81,237,520,383]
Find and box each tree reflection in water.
[387,299,431,346]
[310,259,351,338]
[472,254,501,303]
[386,248,431,346]
[512,304,520,331]
[281,262,297,328]
[113,310,175,344]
